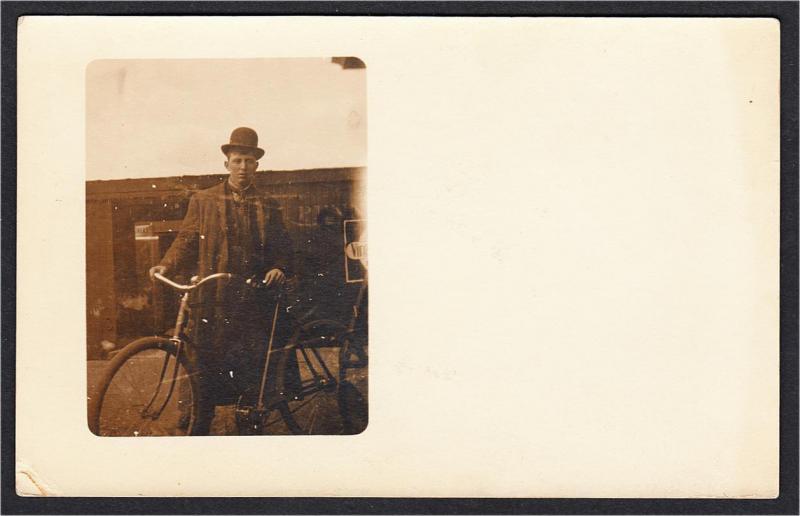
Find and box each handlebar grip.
[244,276,283,290]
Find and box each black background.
[2,2,797,514]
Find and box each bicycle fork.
[141,291,190,420]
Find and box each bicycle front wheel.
[88,337,206,436]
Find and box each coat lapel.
[214,182,228,237]
[253,187,268,248]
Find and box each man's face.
[225,150,258,189]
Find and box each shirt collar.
[226,179,254,198]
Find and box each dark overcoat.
[159,181,292,282]
[158,181,296,405]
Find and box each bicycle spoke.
[95,341,195,437]
[280,343,352,435]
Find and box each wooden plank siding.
[86,168,365,359]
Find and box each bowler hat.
[221,127,265,159]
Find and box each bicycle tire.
[88,336,209,436]
[337,333,368,435]
[277,319,368,435]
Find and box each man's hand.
[263,268,285,287]
[149,265,167,280]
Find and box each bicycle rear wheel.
[88,337,207,436]
[276,320,368,435]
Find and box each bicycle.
[87,272,367,436]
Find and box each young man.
[149,127,296,432]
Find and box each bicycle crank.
[235,395,270,434]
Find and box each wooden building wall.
[86,168,365,359]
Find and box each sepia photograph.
[84,58,368,436]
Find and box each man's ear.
[254,161,259,169]
[224,160,229,170]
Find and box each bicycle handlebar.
[153,272,233,291]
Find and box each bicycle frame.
[141,273,232,420]
[132,271,366,434]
